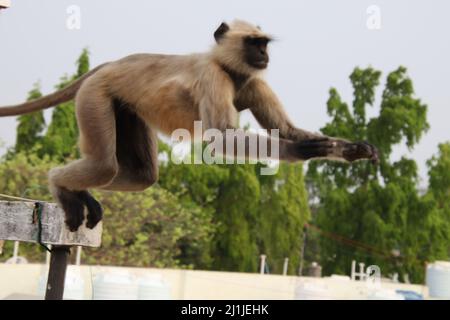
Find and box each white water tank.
[38,266,85,300]
[367,289,404,300]
[426,261,450,299]
[93,271,139,300]
[64,267,85,299]
[138,274,171,300]
[294,282,334,300]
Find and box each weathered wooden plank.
[0,201,102,247]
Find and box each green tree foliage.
[306,66,448,283]
[0,152,214,267]
[213,165,260,272]
[0,152,56,262]
[158,146,227,269]
[420,142,450,260]
[15,83,46,153]
[427,142,450,208]
[84,187,215,268]
[76,48,90,77]
[159,145,311,274]
[257,163,310,274]
[41,48,90,160]
[41,94,79,160]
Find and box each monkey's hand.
[342,141,379,164]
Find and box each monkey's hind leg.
[49,89,118,231]
[101,99,159,192]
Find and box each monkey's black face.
[244,36,270,69]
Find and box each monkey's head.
[212,20,273,76]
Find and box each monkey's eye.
[245,37,270,47]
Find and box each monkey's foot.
[57,187,86,232]
[79,191,103,229]
[56,188,103,232]
[343,141,379,164]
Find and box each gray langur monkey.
[0,20,378,231]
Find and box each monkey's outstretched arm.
[235,78,325,141]
[0,63,108,117]
[198,68,303,162]
[235,78,379,163]
[202,131,378,163]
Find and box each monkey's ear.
[214,22,230,43]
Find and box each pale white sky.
[0,0,449,186]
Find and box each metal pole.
[351,260,356,280]
[359,262,365,281]
[45,245,52,265]
[12,241,19,263]
[75,246,82,265]
[282,258,289,276]
[259,255,266,274]
[45,246,71,300]
[298,226,307,276]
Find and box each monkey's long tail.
[0,63,108,117]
